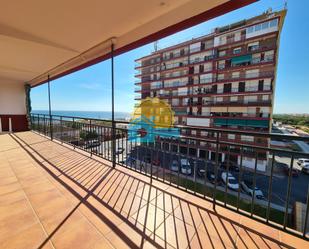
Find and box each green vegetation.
[80,130,99,140]
[166,173,289,226]
[273,114,309,126]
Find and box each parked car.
[170,160,179,172]
[115,147,125,155]
[144,154,151,163]
[284,166,299,177]
[126,156,136,166]
[180,159,191,175]
[221,172,239,190]
[220,161,239,172]
[152,158,160,166]
[302,163,309,174]
[197,166,206,177]
[241,180,264,199]
[297,158,309,166]
[85,140,100,149]
[207,171,222,185]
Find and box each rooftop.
[0,131,308,248]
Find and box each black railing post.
[43,114,46,135]
[111,42,116,168]
[266,152,275,223]
[37,114,39,132]
[72,117,75,146]
[60,116,63,143]
[303,185,309,238]
[284,154,294,229]
[90,119,92,156]
[213,131,220,210]
[47,75,53,140]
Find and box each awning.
[214,118,269,128]
[247,120,269,128]
[231,54,252,65]
[213,118,227,125]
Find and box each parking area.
[123,145,309,209]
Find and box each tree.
[80,130,98,141]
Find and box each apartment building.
[134,9,286,171]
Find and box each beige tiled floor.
[0,131,308,249]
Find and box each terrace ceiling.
[0,0,256,87]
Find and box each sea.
[32,110,131,121]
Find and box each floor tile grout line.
[12,134,120,249]
[4,149,56,249]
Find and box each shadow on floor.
[10,132,295,249]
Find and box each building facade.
[134,9,286,171]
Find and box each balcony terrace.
[1,131,308,249]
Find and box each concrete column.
[208,151,212,160]
[0,118,2,132]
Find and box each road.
[276,124,309,153]
[82,137,309,209]
[126,145,309,208]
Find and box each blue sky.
[31,0,309,114]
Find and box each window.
[232,72,240,78]
[247,26,254,33]
[228,134,236,140]
[269,18,278,28]
[218,60,225,69]
[234,32,241,41]
[255,23,262,31]
[216,97,223,102]
[248,41,259,51]
[262,21,269,29]
[233,47,242,54]
[219,50,226,57]
[217,74,224,80]
[241,136,254,142]
[230,96,238,102]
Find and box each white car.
[170,160,179,172]
[241,181,264,199]
[297,158,309,166]
[302,163,309,174]
[221,172,239,190]
[180,159,191,175]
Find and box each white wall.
[0,81,26,114]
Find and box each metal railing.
[30,113,309,240]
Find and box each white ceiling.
[0,0,240,86]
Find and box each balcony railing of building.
[30,113,309,241]
[219,56,274,70]
[138,66,275,85]
[186,112,270,119]
[185,99,272,107]
[217,34,246,46]
[136,43,276,77]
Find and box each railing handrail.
[31,113,309,144]
[30,113,309,240]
